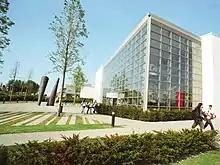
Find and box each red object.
[176,92,185,108]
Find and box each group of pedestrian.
[81,99,98,115]
[192,103,216,130]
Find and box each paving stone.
[0,112,13,117]
[26,113,53,126]
[87,118,95,124]
[69,115,76,124]
[45,116,57,125]
[13,113,47,126]
[82,116,87,124]
[57,116,68,125]
[0,113,31,125]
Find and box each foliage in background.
[97,104,193,121]
[71,64,87,102]
[0,0,15,66]
[48,0,88,115]
[0,129,218,165]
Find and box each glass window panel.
[162,36,170,44]
[181,50,187,57]
[171,84,179,93]
[161,58,170,66]
[162,44,170,52]
[150,47,160,56]
[181,37,187,44]
[172,33,179,41]
[151,31,161,41]
[172,54,180,62]
[172,40,180,48]
[172,47,179,54]
[151,39,160,49]
[172,60,179,69]
[171,69,179,76]
[148,80,159,90]
[150,55,160,66]
[162,51,170,59]
[149,74,159,81]
[162,29,170,37]
[181,57,187,65]
[181,44,187,51]
[161,74,170,81]
[160,82,170,90]
[161,65,170,75]
[151,24,161,33]
[171,76,179,84]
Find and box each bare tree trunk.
[74,87,76,104]
[23,88,28,101]
[9,85,14,102]
[58,66,66,116]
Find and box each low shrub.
[97,104,193,122]
[63,98,93,103]
[0,93,39,102]
[0,129,218,165]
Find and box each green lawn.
[173,149,220,165]
[0,124,112,134]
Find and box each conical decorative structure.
[37,76,49,106]
[48,78,59,106]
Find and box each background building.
[95,13,204,110]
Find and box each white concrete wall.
[80,86,95,99]
[201,33,220,116]
[94,66,104,103]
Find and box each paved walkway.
[0,103,219,146]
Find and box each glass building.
[99,13,202,110]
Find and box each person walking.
[81,99,87,114]
[191,103,204,129]
[87,102,93,114]
[204,105,216,130]
[93,100,98,114]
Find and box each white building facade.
[201,33,220,115]
[94,13,220,112]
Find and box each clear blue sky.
[1,0,220,94]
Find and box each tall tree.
[23,69,33,101]
[71,64,87,103]
[9,61,19,101]
[0,0,15,66]
[48,0,88,115]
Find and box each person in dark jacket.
[191,103,204,129]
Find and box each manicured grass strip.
[0,112,25,120]
[66,114,72,125]
[93,120,101,124]
[0,111,10,114]
[75,116,83,124]
[85,117,90,124]
[0,124,112,134]
[0,113,29,124]
[0,113,39,127]
[173,149,220,165]
[38,113,56,126]
[22,112,46,125]
[48,113,65,125]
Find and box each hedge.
[0,129,218,165]
[63,98,93,103]
[0,94,39,102]
[97,104,193,122]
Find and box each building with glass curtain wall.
[94,13,203,110]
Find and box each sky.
[1,0,220,94]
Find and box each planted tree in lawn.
[71,64,87,103]
[0,0,15,67]
[9,61,20,102]
[48,0,88,116]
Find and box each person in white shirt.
[81,99,87,115]
[203,105,216,130]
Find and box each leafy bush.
[0,93,41,102]
[64,97,93,103]
[97,104,193,122]
[0,129,218,165]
